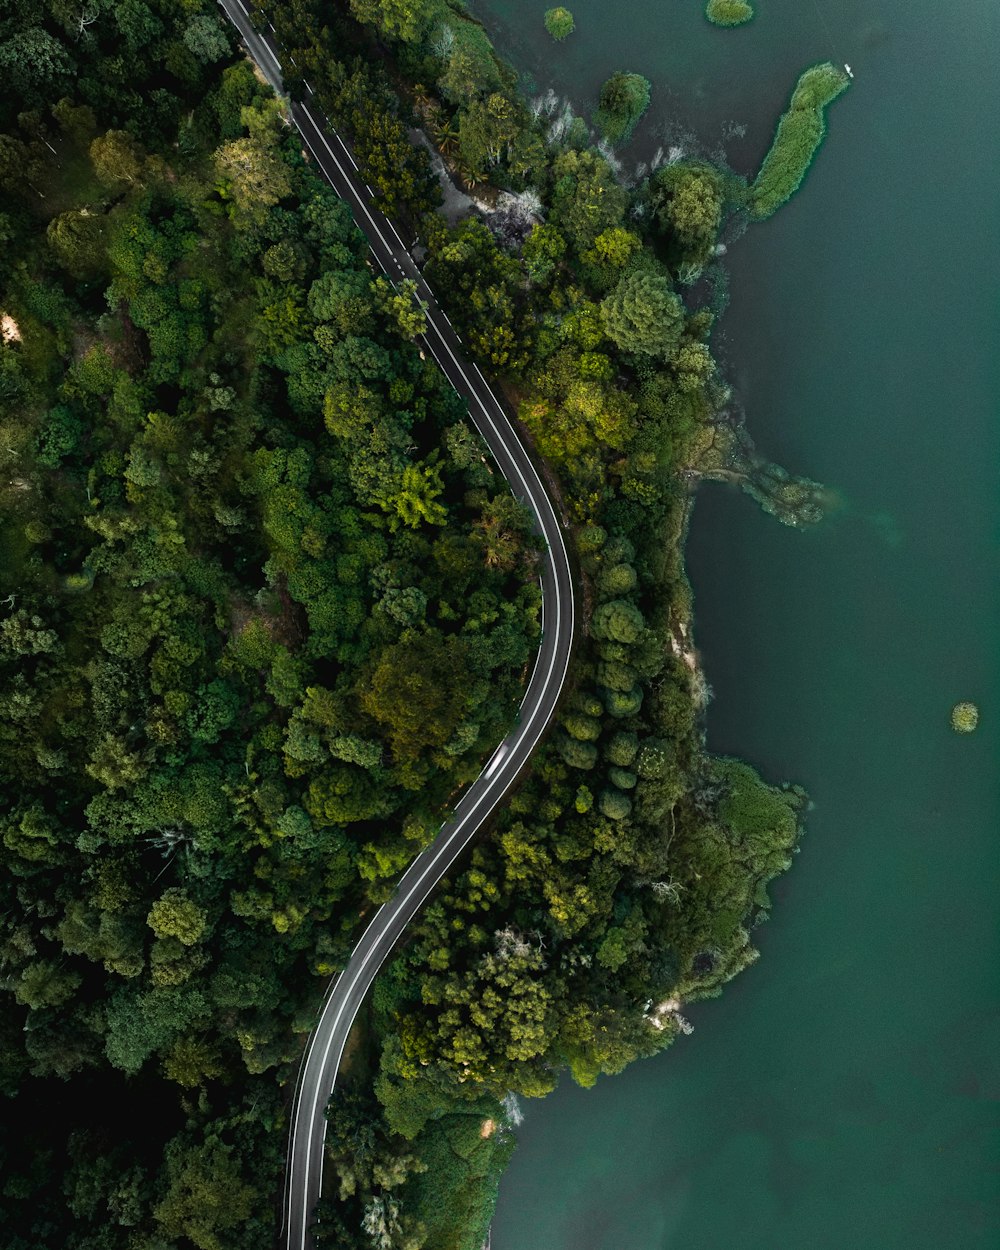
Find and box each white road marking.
[258,34,281,72]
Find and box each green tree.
[183,14,230,63]
[457,93,523,174]
[550,149,628,253]
[598,788,632,820]
[522,222,566,285]
[12,960,81,1010]
[308,268,373,329]
[556,735,597,769]
[90,130,143,188]
[591,598,645,643]
[85,733,148,790]
[146,890,207,947]
[361,634,471,763]
[376,277,427,340]
[214,116,292,225]
[349,0,438,44]
[652,164,723,268]
[154,1138,255,1250]
[600,270,684,360]
[46,209,106,278]
[392,462,448,530]
[0,27,73,101]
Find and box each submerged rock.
[687,417,833,527]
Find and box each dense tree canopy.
[0,2,540,1246]
[0,0,813,1246]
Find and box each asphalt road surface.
[215,4,577,1245]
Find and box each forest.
[0,1,809,1248]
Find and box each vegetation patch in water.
[951,701,979,733]
[544,6,575,39]
[750,62,850,219]
[593,71,652,144]
[705,0,754,28]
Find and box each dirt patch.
[1,314,21,343]
[479,1118,496,1139]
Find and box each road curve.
[215,4,576,1247]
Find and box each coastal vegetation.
[705,0,754,27]
[593,71,652,144]
[544,6,575,40]
[750,62,851,219]
[0,0,844,1247]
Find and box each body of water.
[472,0,1000,1245]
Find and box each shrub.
[544,7,575,40]
[951,701,979,733]
[715,758,799,844]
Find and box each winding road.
[215,4,576,1247]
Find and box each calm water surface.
[472,0,1000,1245]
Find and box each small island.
[594,70,652,144]
[706,0,755,27]
[544,6,575,39]
[750,62,851,218]
[951,701,979,733]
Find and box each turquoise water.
[473,0,1000,1245]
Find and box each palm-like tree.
[412,83,434,118]
[453,157,482,190]
[430,114,461,160]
